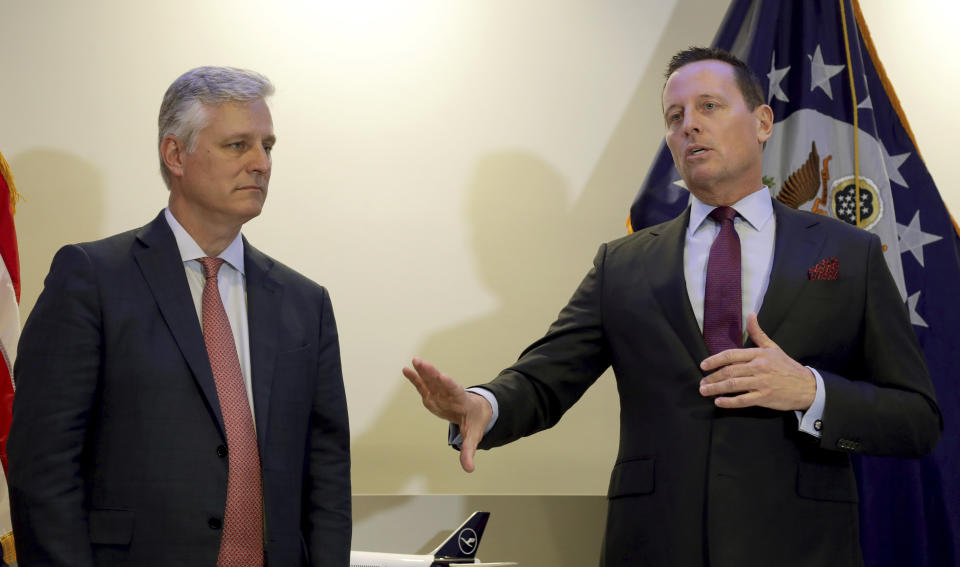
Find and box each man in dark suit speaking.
[8,67,351,566]
[403,48,941,566]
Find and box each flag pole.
[838,0,863,227]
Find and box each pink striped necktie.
[198,257,264,567]
[703,206,742,356]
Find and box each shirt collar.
[688,186,774,236]
[163,207,245,275]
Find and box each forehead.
[662,60,741,107]
[202,99,274,135]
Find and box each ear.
[160,135,187,179]
[755,104,774,144]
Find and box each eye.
[228,141,247,151]
[704,102,717,111]
[263,144,274,155]
[667,111,682,124]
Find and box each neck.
[168,200,242,257]
[690,179,764,208]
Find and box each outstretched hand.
[402,357,493,472]
[698,313,816,411]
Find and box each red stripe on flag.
[0,152,19,475]
[0,153,20,303]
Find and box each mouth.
[687,145,710,158]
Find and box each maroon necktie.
[703,206,742,355]
[199,257,264,567]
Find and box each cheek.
[665,136,682,164]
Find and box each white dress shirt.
[164,208,256,418]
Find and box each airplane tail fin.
[430,511,490,560]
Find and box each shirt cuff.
[794,367,825,438]
[447,387,499,448]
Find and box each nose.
[682,109,701,135]
[248,144,271,175]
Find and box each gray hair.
[158,66,275,187]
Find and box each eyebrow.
[664,93,725,113]
[223,132,276,145]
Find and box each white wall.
[1,0,956,563]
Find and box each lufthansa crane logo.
[458,527,478,555]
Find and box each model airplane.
[350,511,517,566]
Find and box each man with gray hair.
[8,66,351,566]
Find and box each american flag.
[0,151,21,566]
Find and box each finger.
[746,312,777,349]
[412,358,455,394]
[412,357,440,381]
[713,390,762,409]
[699,375,758,397]
[402,367,431,399]
[699,358,758,384]
[700,347,759,372]
[460,432,479,473]
[401,365,420,383]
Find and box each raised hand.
[402,357,493,472]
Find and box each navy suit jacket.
[8,212,351,566]
[477,200,941,567]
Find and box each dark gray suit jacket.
[477,200,941,567]
[8,212,351,566]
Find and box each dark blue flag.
[630,1,960,565]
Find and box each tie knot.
[709,206,738,224]
[198,257,226,280]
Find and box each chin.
[233,200,265,223]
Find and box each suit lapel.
[133,212,226,437]
[645,207,711,365]
[752,200,828,345]
[243,240,282,449]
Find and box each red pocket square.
[808,257,839,280]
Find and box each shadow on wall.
[350,0,729,543]
[350,0,722,498]
[12,149,106,322]
[350,151,599,499]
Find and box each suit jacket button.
[217,445,228,458]
[209,517,222,530]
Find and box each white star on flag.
[808,45,845,100]
[767,53,790,103]
[897,210,942,267]
[906,290,928,328]
[881,142,911,188]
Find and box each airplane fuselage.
[350,551,475,567]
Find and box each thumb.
[459,430,479,473]
[747,312,776,348]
